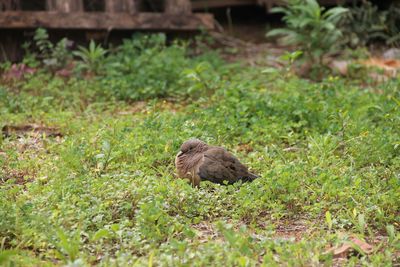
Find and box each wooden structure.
[0,0,354,61]
[0,0,355,30]
[192,0,353,10]
[0,0,214,30]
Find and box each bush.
[101,34,191,101]
[73,40,107,75]
[24,27,72,70]
[341,1,400,47]
[79,34,223,101]
[267,0,348,77]
[15,31,224,102]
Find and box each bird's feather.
[175,139,258,186]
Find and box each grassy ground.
[0,35,399,266]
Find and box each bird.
[175,139,258,186]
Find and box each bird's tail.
[241,172,259,182]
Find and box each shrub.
[99,34,223,101]
[101,34,190,101]
[26,28,72,70]
[267,0,348,77]
[73,40,107,75]
[341,1,400,47]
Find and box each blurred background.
[1,0,398,62]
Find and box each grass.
[0,35,399,266]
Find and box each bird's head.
[177,138,207,157]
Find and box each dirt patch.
[192,221,220,242]
[116,100,186,116]
[1,123,63,154]
[0,137,40,186]
[7,134,46,154]
[193,31,287,67]
[116,101,148,115]
[155,100,186,114]
[236,143,254,154]
[0,167,35,185]
[2,124,62,138]
[1,124,63,186]
[273,219,308,242]
[192,218,309,243]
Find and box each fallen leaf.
[361,58,400,78]
[350,236,374,254]
[330,58,400,80]
[330,242,352,258]
[326,235,374,258]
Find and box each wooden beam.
[165,0,192,14]
[125,0,139,13]
[191,0,353,10]
[46,0,83,12]
[0,11,214,30]
[192,0,256,10]
[105,0,138,13]
[0,0,20,11]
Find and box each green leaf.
[110,224,120,232]
[93,229,111,241]
[323,7,349,23]
[386,225,396,241]
[266,28,296,38]
[102,140,111,152]
[358,214,366,233]
[0,250,17,265]
[95,153,105,159]
[325,211,333,230]
[269,6,288,14]
[148,251,154,267]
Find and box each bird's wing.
[175,152,203,186]
[198,147,252,184]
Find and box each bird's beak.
[177,151,183,157]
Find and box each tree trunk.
[165,0,192,14]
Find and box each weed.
[30,28,72,71]
[73,40,107,75]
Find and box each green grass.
[0,39,399,266]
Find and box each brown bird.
[175,139,258,186]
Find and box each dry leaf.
[326,235,374,259]
[330,57,400,80]
[361,58,400,78]
[330,243,352,258]
[350,236,374,254]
